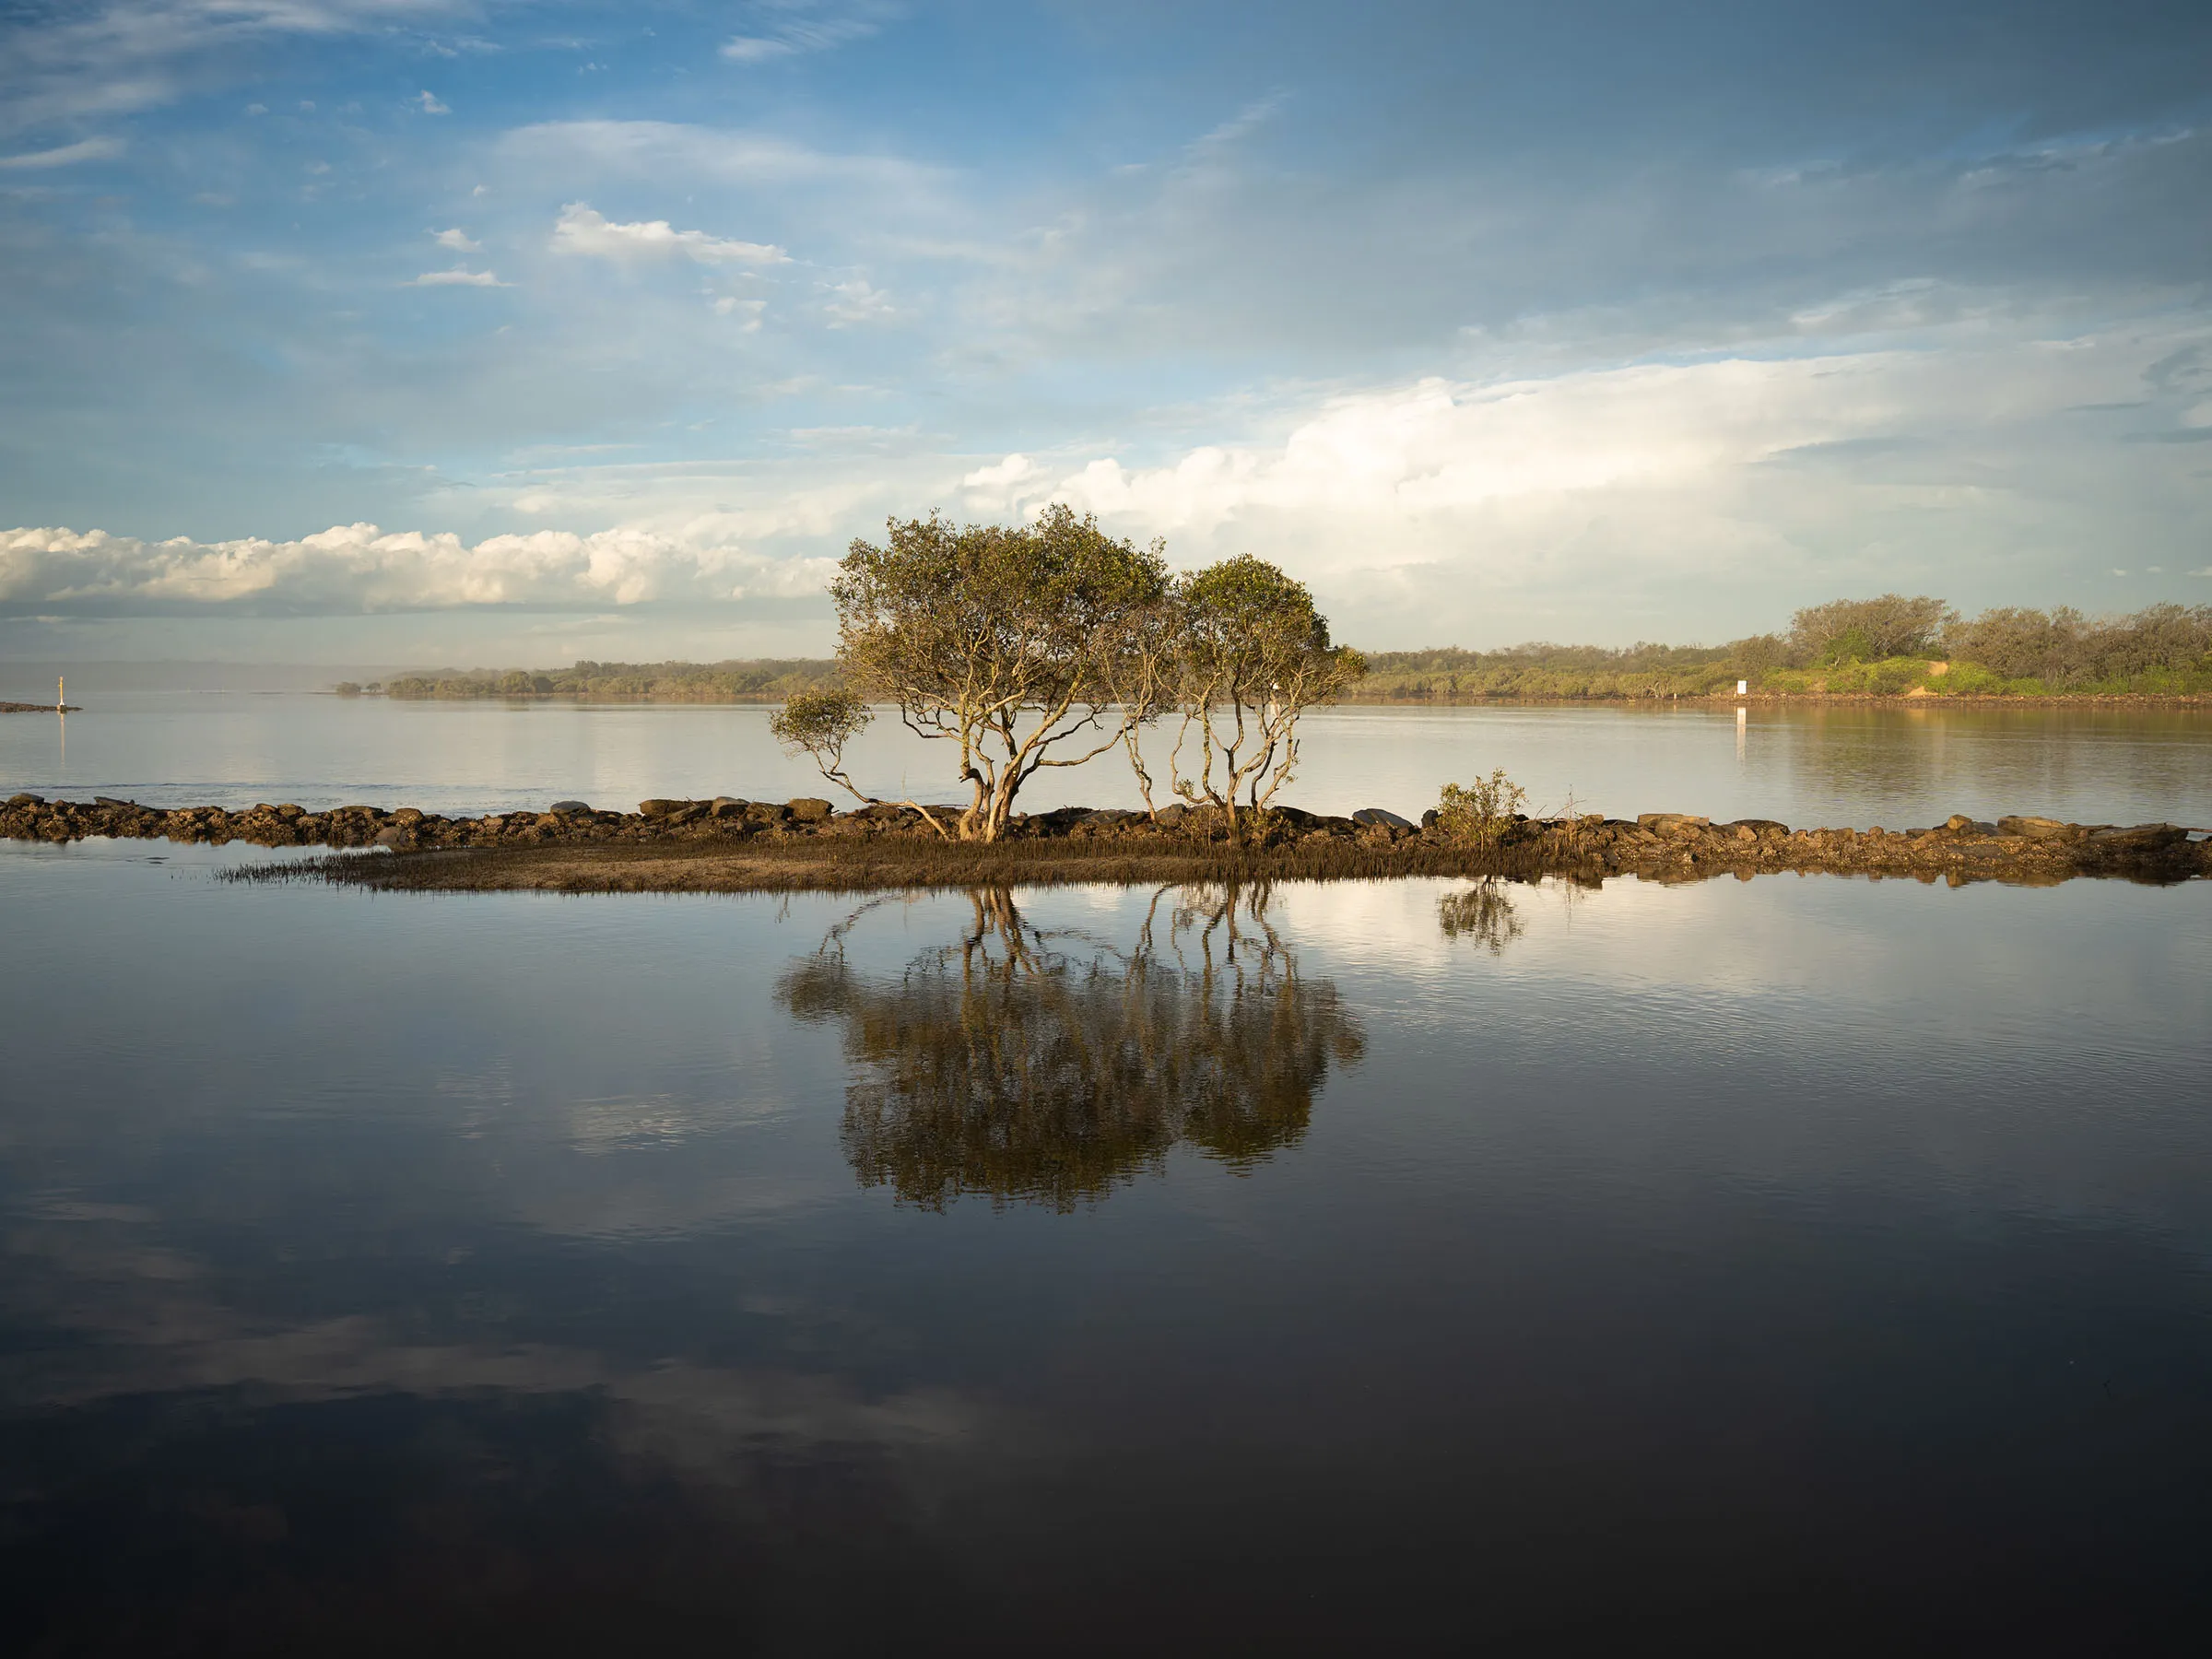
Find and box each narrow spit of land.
[6,792,2206,890]
[0,701,78,713]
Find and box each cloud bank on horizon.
[2,0,2208,659]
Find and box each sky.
[2,0,2209,666]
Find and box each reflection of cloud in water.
[1,1197,985,1647]
[782,885,1366,1211]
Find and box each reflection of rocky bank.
[780,887,1365,1211]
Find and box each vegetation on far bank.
[344,594,2212,705]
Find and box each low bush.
[1435,771,1528,848]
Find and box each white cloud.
[962,453,1037,494]
[552,202,788,267]
[501,122,939,193]
[0,135,124,170]
[720,14,878,64]
[824,276,896,324]
[410,266,506,287]
[3,1,478,133]
[0,522,838,612]
[431,227,480,252]
[712,295,768,329]
[415,89,449,114]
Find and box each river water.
[3,693,2210,828]
[2,702,2209,1651]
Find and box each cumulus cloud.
[961,453,1036,493]
[431,226,479,252]
[552,203,789,266]
[0,523,838,614]
[0,135,124,170]
[415,89,448,114]
[824,276,896,324]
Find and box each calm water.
[1,832,2207,1652]
[3,693,2210,828]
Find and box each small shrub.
[1436,770,1528,848]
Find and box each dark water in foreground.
[2,841,2209,1653]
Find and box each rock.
[372,825,413,848]
[709,796,748,818]
[638,799,687,818]
[1081,808,1139,826]
[787,797,834,824]
[6,793,45,807]
[1155,804,1192,828]
[1421,808,1440,829]
[1637,813,1710,836]
[275,804,305,821]
[2081,823,2185,852]
[1994,816,2075,841]
[549,800,593,815]
[1352,807,1415,830]
[94,795,137,810]
[1943,814,1977,832]
[747,802,790,825]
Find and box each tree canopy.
[830,505,1170,840]
[1163,556,1368,838]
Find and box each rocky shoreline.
[6,791,2206,888]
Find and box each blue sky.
[3,0,2209,665]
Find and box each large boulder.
[1352,807,1415,830]
[549,799,593,815]
[638,799,688,819]
[1637,812,1710,836]
[786,797,834,824]
[1994,816,2076,841]
[709,796,749,818]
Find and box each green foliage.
[1792,594,1955,662]
[831,504,1170,841]
[1435,770,1528,848]
[382,658,841,700]
[770,689,875,805]
[1166,556,1368,839]
[1939,602,2212,689]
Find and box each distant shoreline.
[0,701,77,713]
[342,688,2212,710]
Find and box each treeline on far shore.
[353,658,840,701]
[339,596,2212,704]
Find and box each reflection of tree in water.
[1438,878,1526,955]
[779,886,1364,1211]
